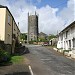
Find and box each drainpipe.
[11,17,13,54]
[27,12,29,44]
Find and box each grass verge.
[11,56,24,64]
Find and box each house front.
[49,38,58,46]
[57,21,75,54]
[0,5,13,45]
[0,5,20,54]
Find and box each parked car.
[42,42,49,46]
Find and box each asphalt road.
[25,45,75,75]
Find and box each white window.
[73,39,75,49]
[66,31,68,39]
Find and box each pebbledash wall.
[57,21,75,53]
[0,5,20,54]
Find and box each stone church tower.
[28,12,38,43]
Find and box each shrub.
[15,39,22,48]
[29,41,33,44]
[0,48,11,63]
[63,50,71,52]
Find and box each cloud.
[59,0,75,27]
[0,0,74,35]
[0,0,10,7]
[37,5,61,34]
[9,0,37,33]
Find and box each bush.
[63,50,71,52]
[29,41,33,44]
[15,39,22,48]
[0,48,11,63]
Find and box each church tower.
[28,12,38,43]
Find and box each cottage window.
[8,15,11,24]
[13,21,15,30]
[7,34,10,44]
[66,31,68,38]
[73,38,75,49]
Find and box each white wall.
[57,23,75,51]
[0,8,6,41]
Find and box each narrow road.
[0,64,30,75]
[25,45,75,75]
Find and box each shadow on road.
[14,46,30,55]
[5,72,31,75]
[0,61,12,67]
[24,47,30,54]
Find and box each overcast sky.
[0,0,75,34]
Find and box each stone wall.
[28,14,38,42]
[0,41,12,54]
[5,44,12,54]
[0,41,5,49]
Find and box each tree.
[38,37,48,42]
[20,33,27,40]
[48,35,56,40]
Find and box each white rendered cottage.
[57,21,75,54]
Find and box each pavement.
[25,45,75,75]
[0,44,32,75]
[0,63,30,75]
[53,47,75,59]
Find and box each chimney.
[35,11,36,15]
[18,22,19,28]
[28,12,29,16]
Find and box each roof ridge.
[0,5,7,8]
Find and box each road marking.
[29,65,34,75]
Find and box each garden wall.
[0,41,12,54]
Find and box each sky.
[0,0,75,35]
